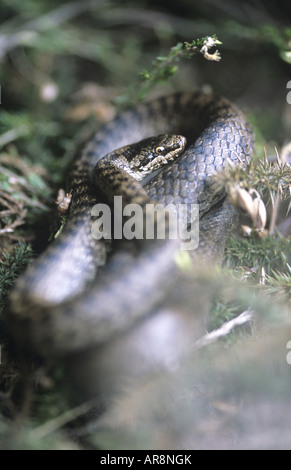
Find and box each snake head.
[130,134,187,179]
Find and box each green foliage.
[0,0,290,451]
[0,148,53,236]
[207,232,291,332]
[0,419,74,450]
[208,300,241,331]
[265,264,291,299]
[257,25,291,63]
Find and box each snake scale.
[8,91,254,356]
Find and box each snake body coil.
[8,92,254,356]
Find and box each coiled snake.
[8,91,254,356]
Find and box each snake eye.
[156,146,164,154]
